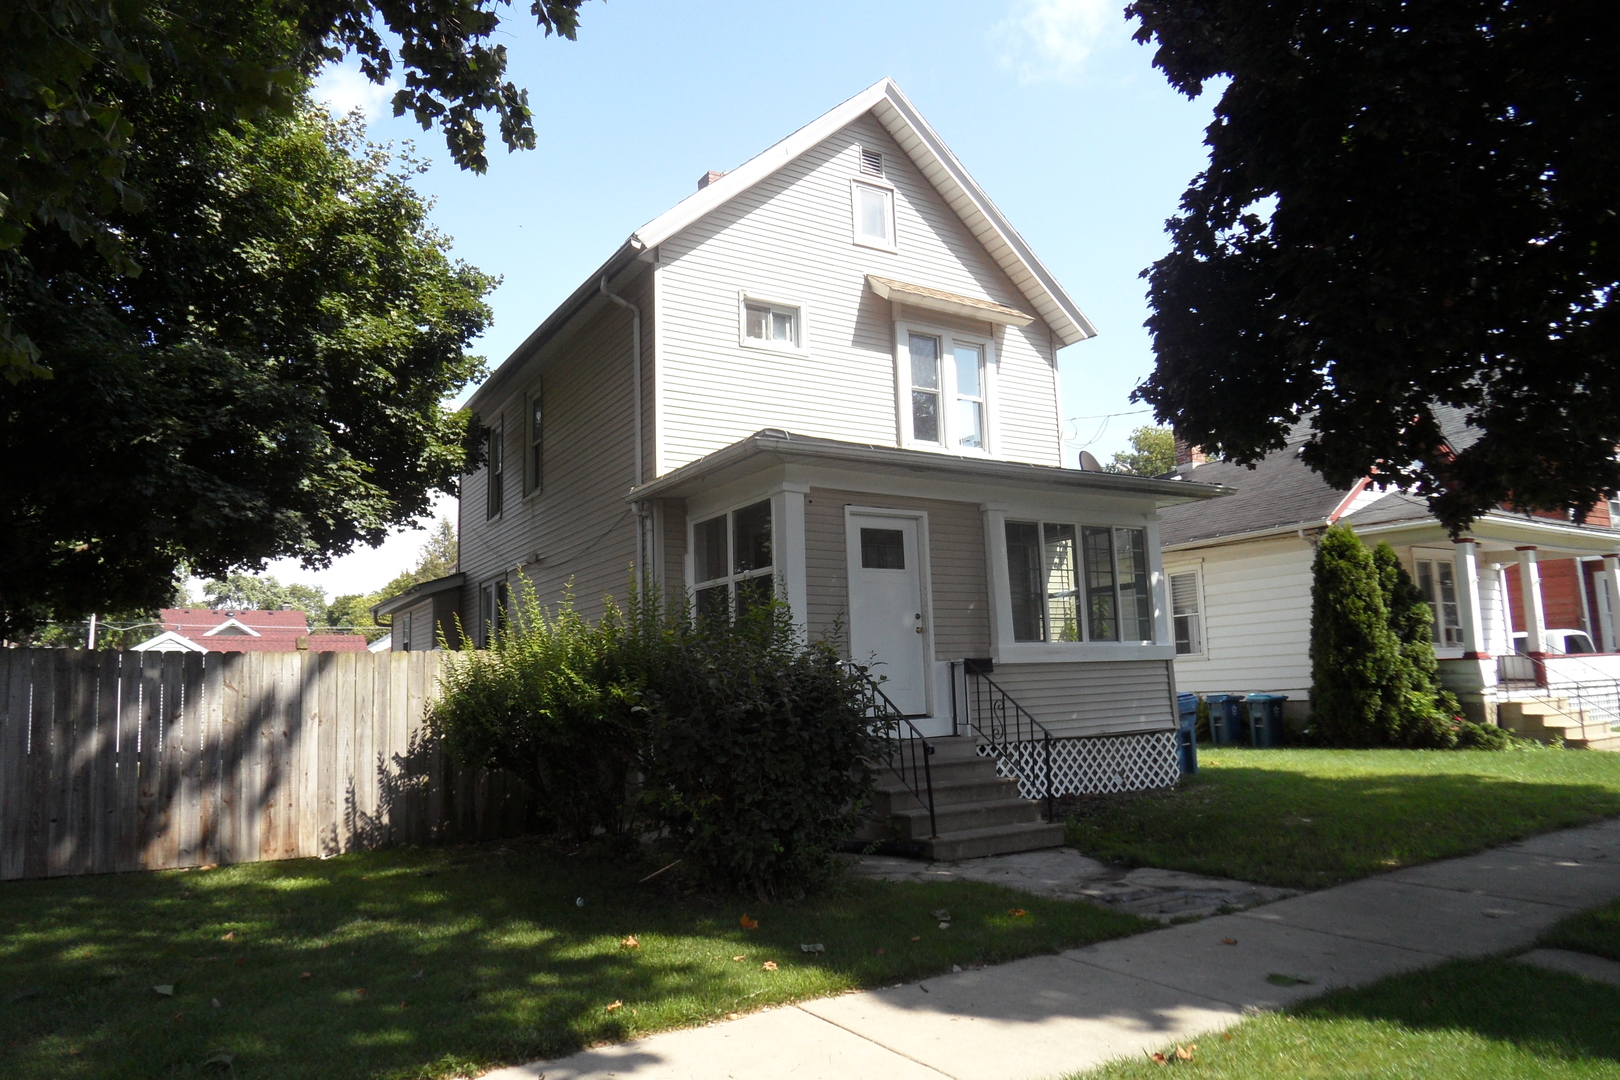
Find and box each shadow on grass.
[0,841,1147,1080]
[1067,758,1620,889]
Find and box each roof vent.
[859,147,884,176]
[697,170,727,190]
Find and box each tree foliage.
[1,0,588,374]
[326,517,459,633]
[0,96,493,637]
[203,574,329,618]
[1108,426,1177,477]
[1128,0,1620,531]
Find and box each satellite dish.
[1078,450,1103,471]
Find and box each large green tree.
[0,96,493,637]
[1107,426,1177,477]
[1128,0,1620,531]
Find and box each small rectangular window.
[853,180,894,247]
[909,333,941,444]
[485,423,504,520]
[743,300,800,349]
[860,528,906,570]
[1171,571,1202,655]
[527,388,543,495]
[399,611,413,653]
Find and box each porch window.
[692,500,774,620]
[1006,520,1152,643]
[1415,558,1464,647]
[1170,570,1203,655]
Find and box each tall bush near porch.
[1310,524,1403,745]
[1372,542,1462,748]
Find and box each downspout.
[601,275,647,592]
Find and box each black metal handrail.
[846,663,937,838]
[954,662,1057,822]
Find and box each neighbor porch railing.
[846,663,937,839]
[1541,654,1620,731]
[951,659,1057,822]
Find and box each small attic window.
[859,147,884,177]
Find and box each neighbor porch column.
[1452,538,1486,657]
[1516,546,1547,654]
[1602,553,1620,653]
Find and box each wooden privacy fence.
[0,649,536,881]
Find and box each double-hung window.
[742,298,801,350]
[692,500,774,620]
[1169,570,1203,655]
[525,387,543,496]
[1414,557,1464,647]
[903,328,991,452]
[479,579,508,648]
[485,421,505,520]
[1006,521,1153,643]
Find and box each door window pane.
[1043,523,1079,642]
[861,528,906,570]
[694,515,728,583]
[1115,527,1153,641]
[1005,521,1044,642]
[732,500,772,574]
[1082,526,1118,641]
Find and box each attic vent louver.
[859,147,884,176]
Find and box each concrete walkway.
[485,819,1620,1080]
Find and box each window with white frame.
[851,179,895,249]
[742,299,800,350]
[1169,570,1203,655]
[903,328,990,451]
[1609,496,1620,523]
[1006,521,1153,643]
[1414,557,1464,647]
[692,500,774,621]
[479,579,508,648]
[525,386,543,496]
[485,421,505,520]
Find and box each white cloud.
[994,0,1122,84]
[312,62,400,123]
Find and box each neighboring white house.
[1159,411,1620,745]
[374,78,1232,815]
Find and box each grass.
[0,839,1149,1080]
[1065,746,1620,889]
[1543,899,1620,963]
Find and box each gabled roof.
[131,630,208,653]
[471,78,1093,412]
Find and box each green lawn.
[1071,886,1620,1079]
[1065,747,1620,889]
[0,841,1148,1080]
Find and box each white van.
[1512,629,1597,655]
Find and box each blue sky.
[265,0,1220,602]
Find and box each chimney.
[697,170,726,190]
[1174,436,1207,468]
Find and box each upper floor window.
[742,299,801,351]
[851,179,896,250]
[525,386,543,496]
[692,500,774,621]
[485,421,505,520]
[1006,521,1152,644]
[902,327,990,452]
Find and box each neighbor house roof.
[470,78,1093,414]
[154,609,367,653]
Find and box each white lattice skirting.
[978,731,1181,797]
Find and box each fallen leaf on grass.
[1149,1052,1168,1065]
[211,997,221,1009]
[411,969,425,981]
[355,988,366,999]
[910,936,921,942]
[726,1012,741,1021]
[731,955,746,962]
[761,961,778,971]
[299,972,311,980]
[219,932,235,942]
[1008,908,1027,918]
[621,935,640,949]
[201,1051,233,1070]
[875,948,885,956]
[938,922,950,930]
[605,1000,623,1012]
[1223,1033,1232,1042]
[67,1049,80,1057]
[739,915,759,930]
[1176,1044,1196,1061]
[153,985,175,997]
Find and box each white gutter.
[601,275,648,591]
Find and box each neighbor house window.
[399,611,413,653]
[903,327,990,451]
[1170,570,1203,655]
[692,500,773,620]
[485,422,505,520]
[526,387,543,496]
[1007,521,1153,643]
[852,179,895,248]
[479,580,508,648]
[1415,558,1464,647]
[742,299,800,350]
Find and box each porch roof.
[627,430,1234,506]
[1346,495,1620,558]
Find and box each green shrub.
[1373,542,1463,748]
[1310,524,1404,745]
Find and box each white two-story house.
[376,79,1228,808]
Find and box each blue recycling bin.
[1208,694,1245,746]
[1246,693,1288,748]
[1176,693,1199,776]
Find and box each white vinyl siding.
[1169,537,1316,698]
[988,661,1175,737]
[655,114,1059,474]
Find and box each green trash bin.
[1245,693,1288,748]
[1208,694,1244,745]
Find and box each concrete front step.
[924,820,1068,861]
[1569,733,1620,752]
[890,797,1045,840]
[872,775,1024,816]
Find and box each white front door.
[847,513,930,716]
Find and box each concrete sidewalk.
[485,818,1620,1080]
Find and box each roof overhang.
[629,431,1232,507]
[1353,511,1620,556]
[372,572,467,621]
[865,275,1033,327]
